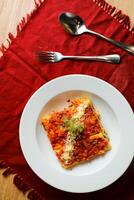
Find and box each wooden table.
[0,0,134,199]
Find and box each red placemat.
[0,0,134,199]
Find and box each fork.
[37,51,120,64]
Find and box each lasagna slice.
[42,96,111,169]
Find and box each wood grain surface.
[0,0,134,199]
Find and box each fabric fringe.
[0,160,44,200]
[0,0,45,56]
[93,0,134,33]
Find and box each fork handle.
[63,54,120,64]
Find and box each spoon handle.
[63,54,120,64]
[86,29,134,55]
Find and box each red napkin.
[0,0,134,199]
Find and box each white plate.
[19,74,134,193]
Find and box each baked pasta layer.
[42,96,111,169]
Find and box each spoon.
[59,12,134,55]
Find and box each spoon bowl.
[59,12,87,35]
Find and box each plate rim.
[19,74,134,193]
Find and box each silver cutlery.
[37,51,120,63]
[59,12,134,55]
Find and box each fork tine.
[38,56,54,62]
[38,57,52,61]
[37,52,54,58]
[37,55,54,63]
[39,58,54,63]
[37,52,52,56]
[41,51,54,55]
[36,51,57,63]
[38,54,54,59]
[43,59,54,63]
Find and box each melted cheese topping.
[61,100,90,162]
[73,102,89,119]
